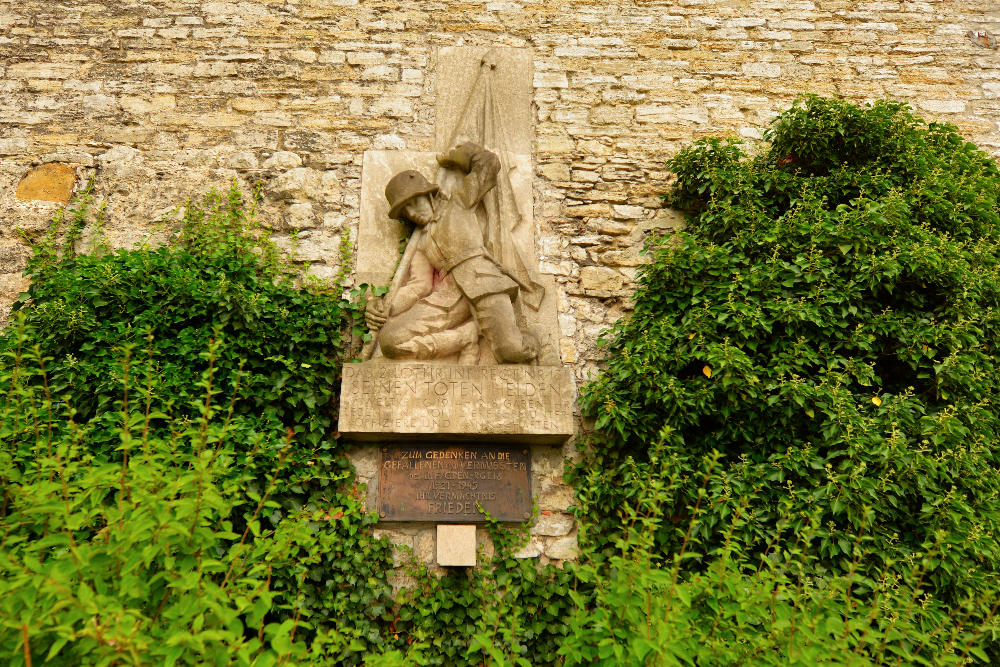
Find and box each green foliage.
[394,521,579,667]
[0,185,401,663]
[560,446,998,666]
[579,95,1000,652]
[0,334,388,665]
[0,184,582,665]
[12,184,349,458]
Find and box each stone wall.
[2,0,999,570]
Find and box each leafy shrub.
[0,184,582,666]
[561,447,996,666]
[393,522,580,667]
[578,95,1000,646]
[1,185,399,663]
[0,335,388,665]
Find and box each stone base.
[338,362,574,444]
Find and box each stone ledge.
[338,362,574,444]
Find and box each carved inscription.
[378,445,531,522]
[339,363,574,443]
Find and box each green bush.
[1,185,400,663]
[0,333,389,665]
[578,96,1000,644]
[561,448,995,666]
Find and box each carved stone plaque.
[339,362,574,444]
[378,444,531,522]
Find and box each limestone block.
[271,167,321,200]
[532,512,575,537]
[339,363,574,444]
[262,151,303,170]
[15,163,76,204]
[97,145,140,164]
[120,95,176,114]
[347,445,378,479]
[228,151,259,170]
[304,264,341,284]
[534,71,569,89]
[359,65,398,81]
[539,163,570,181]
[275,230,340,263]
[595,220,633,235]
[538,477,575,511]
[601,247,645,267]
[415,528,436,562]
[0,241,31,273]
[513,539,542,559]
[612,205,645,220]
[918,99,966,114]
[580,266,625,292]
[437,524,476,567]
[7,62,77,79]
[286,202,317,229]
[0,138,30,155]
[544,535,580,560]
[566,204,609,218]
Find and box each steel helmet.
[385,170,439,220]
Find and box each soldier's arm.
[388,249,434,316]
[438,143,500,208]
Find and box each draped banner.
[440,51,546,312]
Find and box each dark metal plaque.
[378,444,531,522]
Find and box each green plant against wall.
[0,184,404,664]
[578,95,1000,657]
[561,446,997,666]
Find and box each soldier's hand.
[436,143,479,173]
[365,297,388,330]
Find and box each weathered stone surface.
[15,163,76,204]
[434,47,533,155]
[437,524,477,567]
[340,363,574,443]
[513,539,543,559]
[544,535,580,561]
[532,511,575,537]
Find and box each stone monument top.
[339,47,573,445]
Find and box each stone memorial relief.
[340,47,574,445]
[340,48,575,559]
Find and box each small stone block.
[437,524,476,567]
[15,163,76,204]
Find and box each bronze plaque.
[378,444,531,522]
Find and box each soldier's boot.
[408,321,479,362]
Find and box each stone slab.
[339,363,574,444]
[434,47,533,155]
[437,524,477,567]
[378,444,531,522]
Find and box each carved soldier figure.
[366,142,540,364]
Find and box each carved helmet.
[385,170,439,220]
